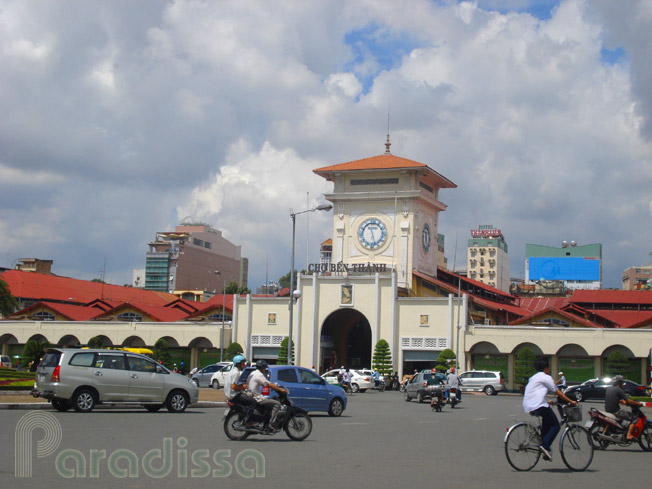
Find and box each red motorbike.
[586,405,652,451]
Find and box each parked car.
[209,362,235,389]
[32,348,198,413]
[191,363,226,387]
[239,365,347,416]
[565,377,647,402]
[321,369,375,392]
[0,355,12,368]
[404,371,446,402]
[458,370,505,395]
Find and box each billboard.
[528,257,600,281]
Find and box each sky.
[1,0,651,291]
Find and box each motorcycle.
[586,405,652,451]
[223,389,312,441]
[399,379,409,393]
[373,379,386,392]
[448,388,458,408]
[430,385,445,412]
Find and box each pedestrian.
[557,371,567,390]
[341,368,353,394]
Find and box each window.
[277,368,299,383]
[117,312,143,322]
[208,313,232,321]
[204,241,212,249]
[32,311,55,321]
[69,352,96,367]
[95,353,126,370]
[300,369,323,385]
[127,356,157,372]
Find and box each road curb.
[0,401,227,410]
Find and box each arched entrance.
[319,308,371,373]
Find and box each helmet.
[559,371,563,375]
[233,354,246,366]
[256,359,269,370]
[612,375,625,385]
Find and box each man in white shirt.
[224,355,256,423]
[523,359,577,461]
[247,360,287,430]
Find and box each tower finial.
[384,99,391,154]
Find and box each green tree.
[224,342,244,361]
[278,270,305,290]
[153,338,172,368]
[87,336,104,349]
[514,347,537,387]
[605,350,629,376]
[23,339,49,371]
[372,339,393,377]
[434,348,457,372]
[0,278,18,317]
[277,337,295,365]
[224,281,251,295]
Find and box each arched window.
[117,312,143,322]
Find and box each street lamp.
[288,203,332,365]
[215,270,226,362]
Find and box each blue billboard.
[529,257,600,281]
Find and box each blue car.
[239,366,347,416]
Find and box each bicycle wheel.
[505,423,541,471]
[559,425,593,471]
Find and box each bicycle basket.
[564,405,582,422]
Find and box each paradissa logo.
[16,412,265,479]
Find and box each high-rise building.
[467,225,510,292]
[525,242,601,290]
[622,265,652,290]
[144,222,247,295]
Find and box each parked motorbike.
[586,405,652,451]
[223,389,312,441]
[430,385,445,412]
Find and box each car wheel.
[328,398,344,417]
[574,391,583,402]
[351,383,360,393]
[359,389,367,393]
[212,379,220,389]
[165,390,189,413]
[417,391,424,403]
[404,391,411,402]
[144,404,163,412]
[483,385,496,396]
[72,389,96,413]
[52,399,71,412]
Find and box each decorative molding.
[250,335,286,346]
[401,337,448,350]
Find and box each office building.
[467,225,510,292]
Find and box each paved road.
[1,391,648,488]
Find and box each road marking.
[419,420,439,423]
[342,422,368,425]
[474,417,488,421]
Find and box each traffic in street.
[2,389,649,489]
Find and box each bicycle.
[504,402,594,472]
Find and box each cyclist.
[605,375,642,440]
[522,358,577,461]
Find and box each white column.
[311,273,319,369]
[245,294,252,360]
[448,294,454,349]
[296,275,302,365]
[373,272,380,349]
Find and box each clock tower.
[313,143,456,290]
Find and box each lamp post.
[215,271,226,362]
[288,203,332,365]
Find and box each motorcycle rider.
[447,367,462,402]
[557,371,567,390]
[605,375,642,440]
[247,360,288,431]
[523,358,578,462]
[224,355,256,425]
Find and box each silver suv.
[32,348,198,413]
[458,370,505,395]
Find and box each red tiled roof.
[590,310,652,328]
[508,307,602,328]
[1,270,177,306]
[517,296,571,312]
[11,301,102,321]
[570,289,652,305]
[313,154,456,188]
[95,302,190,322]
[203,294,234,312]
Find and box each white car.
[321,369,375,393]
[209,362,234,389]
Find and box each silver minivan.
[32,348,198,412]
[458,370,505,395]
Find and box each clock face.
[358,218,387,250]
[422,223,431,252]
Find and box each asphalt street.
[1,390,648,488]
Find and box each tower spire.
[384,100,391,154]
